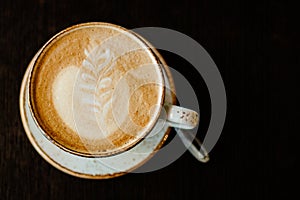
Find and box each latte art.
[75,46,116,137]
[30,23,164,156]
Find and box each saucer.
[19,52,175,179]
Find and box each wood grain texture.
[0,0,298,199]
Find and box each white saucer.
[19,54,175,179]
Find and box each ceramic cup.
[20,22,209,178]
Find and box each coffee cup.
[22,22,208,168]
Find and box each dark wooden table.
[0,0,297,199]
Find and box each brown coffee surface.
[30,23,164,156]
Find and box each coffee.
[29,23,164,156]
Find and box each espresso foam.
[30,23,164,155]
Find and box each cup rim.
[27,22,168,157]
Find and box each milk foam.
[52,66,79,132]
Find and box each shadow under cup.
[28,22,176,157]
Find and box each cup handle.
[165,105,199,129]
[164,105,209,163]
